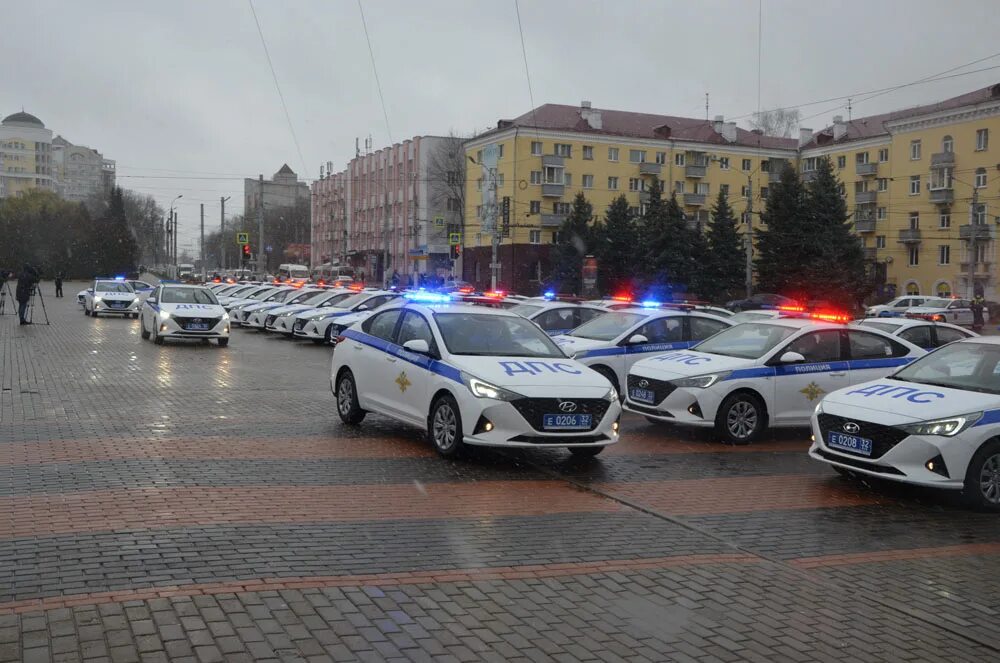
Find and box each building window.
[447,197,461,211]
[910,139,921,160]
[529,200,541,214]
[608,147,619,162]
[530,171,542,185]
[741,184,751,198]
[628,206,639,217]
[554,202,571,214]
[554,143,572,157]
[497,144,504,158]
[674,153,685,167]
[720,183,730,196]
[675,181,685,194]
[698,183,711,195]
[975,167,987,188]
[878,148,889,162]
[582,174,594,189]
[476,177,483,191]
[760,160,770,173]
[608,176,619,190]
[906,282,920,295]
[551,232,559,244]
[939,245,950,265]
[476,205,482,218]
[529,230,541,244]
[629,149,646,163]
[563,173,571,186]
[760,186,768,199]
[496,173,505,188]
[909,175,920,195]
[741,158,752,171]
[582,145,593,160]
[877,177,888,192]
[718,157,730,170]
[942,135,953,153]
[876,235,886,249]
[543,166,563,184]
[940,211,951,228]
[802,157,817,171]
[937,282,951,297]
[628,177,643,192]
[931,167,953,190]
[655,151,666,165]
[741,212,752,225]
[909,212,919,229]
[908,246,919,266]
[837,156,846,169]
[977,128,989,151]
[975,203,987,225]
[856,152,869,164]
[531,141,542,156]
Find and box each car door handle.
[386,356,398,363]
[351,344,363,350]
[829,372,847,377]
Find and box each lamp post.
[168,195,183,278]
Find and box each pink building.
[310,168,346,266]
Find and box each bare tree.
[749,108,801,138]
[425,132,470,240]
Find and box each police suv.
[551,305,733,395]
[810,337,1000,510]
[293,290,402,344]
[624,316,925,444]
[851,318,976,350]
[140,283,230,346]
[83,278,140,318]
[331,292,621,457]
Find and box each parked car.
[864,296,933,318]
[725,293,798,312]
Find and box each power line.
[248,0,309,176]
[513,0,539,137]
[357,0,392,145]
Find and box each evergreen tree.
[95,187,139,275]
[755,162,810,298]
[593,195,637,293]
[636,177,667,275]
[546,192,593,294]
[701,190,745,301]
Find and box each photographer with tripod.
[15,264,40,325]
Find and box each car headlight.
[462,372,522,401]
[603,387,618,403]
[93,296,103,302]
[329,323,348,335]
[222,313,230,321]
[671,371,731,389]
[159,311,171,320]
[898,412,982,437]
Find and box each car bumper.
[460,399,622,449]
[622,386,719,428]
[267,318,296,334]
[93,303,140,315]
[293,321,326,340]
[155,319,231,339]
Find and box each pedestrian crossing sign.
[236,232,249,245]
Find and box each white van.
[276,263,310,283]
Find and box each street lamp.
[168,195,183,277]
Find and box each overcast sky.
[6,0,1000,248]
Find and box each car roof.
[159,283,211,290]
[403,302,522,318]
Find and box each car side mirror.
[357,304,369,311]
[627,334,649,345]
[402,339,430,355]
[147,298,157,304]
[778,351,806,364]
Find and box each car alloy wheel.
[337,377,354,416]
[979,452,1000,506]
[727,400,758,440]
[430,397,462,457]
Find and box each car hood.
[629,350,755,381]
[95,291,136,300]
[550,335,608,357]
[821,379,1000,425]
[268,303,313,316]
[446,355,612,390]
[159,302,226,316]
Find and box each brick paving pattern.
[1,280,999,661]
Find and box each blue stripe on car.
[974,409,1000,427]
[723,357,912,381]
[577,341,692,359]
[341,329,463,383]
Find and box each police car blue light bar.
[543,290,556,300]
[404,290,453,304]
[639,300,661,308]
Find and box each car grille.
[509,398,610,432]
[265,314,278,327]
[626,374,676,405]
[817,413,909,459]
[106,300,128,309]
[294,320,307,331]
[174,316,221,331]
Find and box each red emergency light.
[483,290,507,298]
[810,311,851,323]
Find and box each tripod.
[0,280,14,316]
[27,285,50,325]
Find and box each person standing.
[971,294,986,333]
[54,272,64,298]
[15,264,38,325]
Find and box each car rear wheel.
[569,446,604,458]
[715,392,765,445]
[336,371,366,425]
[429,395,463,457]
[964,440,1000,512]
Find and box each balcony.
[959,261,993,278]
[541,183,564,197]
[638,191,651,203]
[541,155,565,167]
[898,228,922,243]
[685,164,707,178]
[540,213,566,228]
[855,219,876,233]
[684,193,707,206]
[929,188,954,205]
[638,162,662,175]
[863,247,878,261]
[960,224,996,241]
[802,170,818,182]
[855,162,877,176]
[931,151,955,167]
[855,190,877,204]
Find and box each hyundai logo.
[558,401,578,413]
[843,422,860,434]
[638,379,649,388]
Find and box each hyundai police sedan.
[265,289,356,334]
[293,290,402,344]
[83,279,140,318]
[852,318,976,350]
[331,297,621,457]
[905,297,987,327]
[624,317,925,444]
[509,300,606,335]
[229,286,298,325]
[810,337,1000,510]
[243,288,325,329]
[140,283,230,346]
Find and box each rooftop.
[2,111,44,128]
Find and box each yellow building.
[462,102,798,292]
[800,84,1000,299]
[0,111,54,199]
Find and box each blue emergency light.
[543,290,556,300]
[639,300,662,308]
[404,290,453,304]
[114,275,126,281]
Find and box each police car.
[851,318,976,350]
[221,286,281,313]
[127,280,155,298]
[509,299,606,335]
[331,292,621,457]
[292,290,402,344]
[229,286,299,325]
[810,337,1000,510]
[140,283,230,346]
[551,304,734,395]
[82,278,141,318]
[905,297,987,327]
[242,288,324,330]
[865,295,932,318]
[624,315,925,444]
[265,289,357,334]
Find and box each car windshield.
[857,320,902,333]
[226,286,256,297]
[337,292,379,309]
[96,282,133,293]
[160,287,219,305]
[568,311,645,341]
[290,268,309,278]
[921,298,953,308]
[271,289,299,302]
[891,342,1000,394]
[435,313,565,357]
[320,292,354,306]
[510,304,544,317]
[694,323,798,359]
[729,311,774,324]
[292,291,327,305]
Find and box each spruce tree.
[97,187,139,275]
[701,190,745,301]
[594,195,637,293]
[755,162,810,298]
[546,192,593,294]
[637,177,667,275]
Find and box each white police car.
[265,289,357,334]
[852,318,976,350]
[244,288,324,329]
[905,297,987,327]
[293,290,402,344]
[625,316,925,444]
[509,299,606,336]
[230,286,298,325]
[551,305,733,395]
[810,337,1000,510]
[222,286,281,314]
[865,295,932,318]
[140,283,230,346]
[127,280,155,300]
[331,293,621,457]
[83,278,140,318]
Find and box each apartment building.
[0,111,55,198]
[51,135,116,202]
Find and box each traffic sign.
[236,232,249,245]
[434,215,445,227]
[448,232,461,246]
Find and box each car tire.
[152,324,164,345]
[324,325,334,345]
[715,392,766,445]
[335,371,366,425]
[963,440,1000,512]
[140,318,150,340]
[84,307,90,316]
[428,394,463,457]
[217,337,229,347]
[593,366,620,397]
[569,446,604,458]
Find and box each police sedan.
[624,316,925,444]
[83,279,140,318]
[221,285,281,313]
[552,305,733,395]
[810,337,1000,510]
[905,297,988,327]
[852,317,976,350]
[293,290,402,344]
[265,289,356,334]
[140,283,230,346]
[508,299,606,335]
[331,294,621,457]
[229,286,298,325]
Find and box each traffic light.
[449,244,461,260]
[242,244,252,262]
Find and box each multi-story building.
[800,83,1000,299]
[310,136,462,284]
[51,135,116,202]
[244,164,311,215]
[0,111,54,198]
[463,102,798,292]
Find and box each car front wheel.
[964,440,1000,512]
[429,395,463,457]
[140,316,150,339]
[715,392,766,445]
[336,371,366,425]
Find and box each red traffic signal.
[242,244,252,257]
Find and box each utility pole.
[220,196,230,272]
[199,203,205,280]
[967,186,980,299]
[383,168,390,286]
[257,174,265,277]
[744,173,754,298]
[172,210,178,277]
[490,168,499,290]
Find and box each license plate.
[827,432,873,456]
[109,302,125,308]
[629,388,656,404]
[189,323,209,331]
[542,414,592,430]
